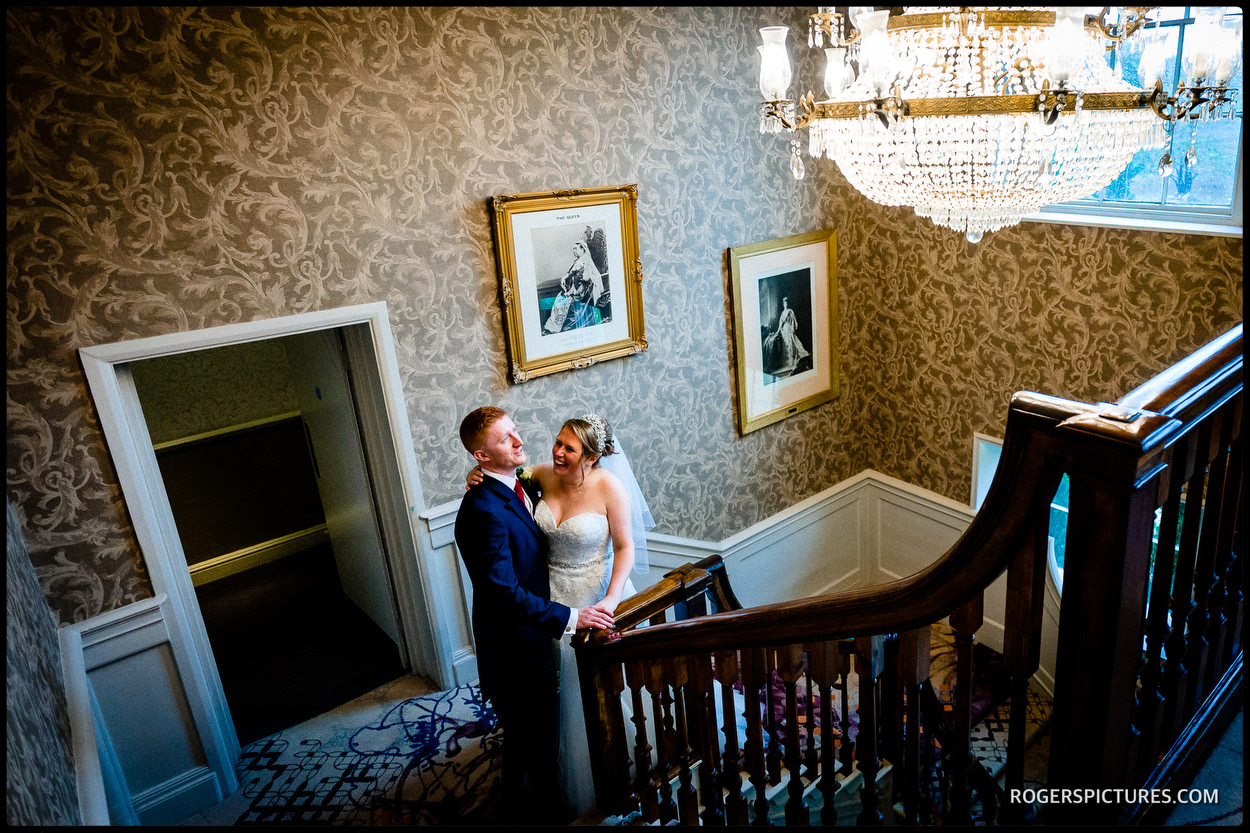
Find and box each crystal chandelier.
[758,7,1242,242]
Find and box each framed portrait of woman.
[488,185,647,383]
[728,229,839,434]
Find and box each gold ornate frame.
[489,184,646,383]
[729,229,839,434]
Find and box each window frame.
[971,433,1069,591]
[1027,7,1243,238]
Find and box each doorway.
[128,331,407,744]
[78,303,456,785]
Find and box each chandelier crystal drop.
[757,7,1242,242]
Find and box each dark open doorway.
[130,333,407,746]
[194,542,405,744]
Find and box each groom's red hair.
[459,406,507,453]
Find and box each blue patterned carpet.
[231,683,502,825]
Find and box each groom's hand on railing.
[577,603,614,630]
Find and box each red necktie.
[514,479,528,511]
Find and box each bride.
[468,413,653,819]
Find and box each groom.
[454,406,613,823]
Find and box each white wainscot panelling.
[719,478,867,607]
[421,469,1052,688]
[422,499,480,687]
[869,472,1018,658]
[64,595,225,825]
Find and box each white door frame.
[78,303,457,774]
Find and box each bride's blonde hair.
[562,414,615,466]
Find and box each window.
[972,434,1070,590]
[1031,7,1243,236]
[970,433,1003,510]
[1048,475,1069,591]
[973,435,1187,596]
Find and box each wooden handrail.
[587,325,1242,663]
[1118,323,1243,420]
[603,556,740,633]
[1056,323,1242,457]
[585,392,1080,662]
[576,323,1242,825]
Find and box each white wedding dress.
[536,499,636,820]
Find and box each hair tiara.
[578,413,611,455]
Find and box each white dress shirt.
[482,468,578,634]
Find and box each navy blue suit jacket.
[454,475,571,702]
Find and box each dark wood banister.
[1046,323,1243,823]
[588,391,1077,661]
[578,323,1241,825]
[588,324,1241,663]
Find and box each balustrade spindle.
[647,661,678,825]
[665,657,699,824]
[948,596,983,823]
[1134,434,1187,783]
[808,641,842,825]
[854,635,884,825]
[1222,537,1243,667]
[803,656,819,782]
[1218,446,1243,670]
[690,653,725,826]
[838,645,855,778]
[1204,413,1242,688]
[777,644,809,825]
[715,650,748,825]
[741,647,771,825]
[898,627,930,825]
[1219,399,1244,667]
[1183,460,1224,714]
[626,661,659,822]
[765,651,783,787]
[1163,450,1207,741]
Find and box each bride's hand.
[465,465,484,490]
[596,593,621,614]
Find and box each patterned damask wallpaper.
[6,7,1242,624]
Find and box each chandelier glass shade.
[758,7,1242,242]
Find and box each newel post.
[1047,405,1173,822]
[577,639,634,817]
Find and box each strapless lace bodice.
[536,500,610,608]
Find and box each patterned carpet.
[183,638,1054,827]
[185,675,505,826]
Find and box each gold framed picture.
[729,229,839,434]
[488,184,647,383]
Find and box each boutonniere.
[516,466,534,484]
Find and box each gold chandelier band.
[887,10,1059,31]
[806,91,1152,122]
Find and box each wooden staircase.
[588,677,1053,827]
[574,324,1243,826]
